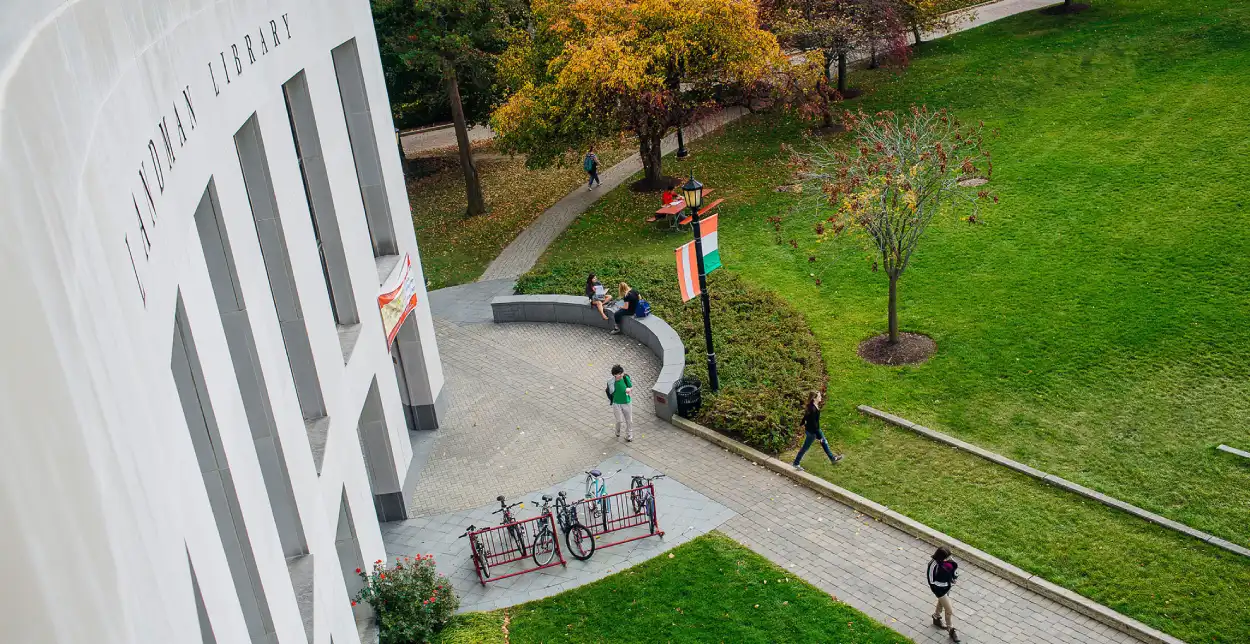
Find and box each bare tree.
[795,106,995,344]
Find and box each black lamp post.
[676,125,688,158]
[683,173,718,392]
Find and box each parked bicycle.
[527,495,564,567]
[495,495,527,557]
[458,525,491,579]
[629,473,666,535]
[554,491,596,560]
[584,468,619,531]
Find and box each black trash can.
[676,379,702,419]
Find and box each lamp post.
[683,173,718,392]
[676,125,688,158]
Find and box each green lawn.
[434,532,909,643]
[526,0,1250,641]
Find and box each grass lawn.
[434,532,910,644]
[407,141,632,289]
[524,0,1250,640]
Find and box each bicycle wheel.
[647,495,658,535]
[531,527,556,567]
[565,524,596,560]
[474,540,491,580]
[508,524,527,557]
[599,497,610,531]
[630,479,645,513]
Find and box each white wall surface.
[0,0,442,642]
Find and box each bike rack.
[574,484,664,550]
[466,513,566,585]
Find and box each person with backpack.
[612,282,643,334]
[584,147,601,189]
[605,364,634,441]
[927,547,962,642]
[792,391,843,471]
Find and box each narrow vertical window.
[234,115,329,433]
[331,38,398,258]
[193,181,309,557]
[283,71,359,326]
[171,295,275,643]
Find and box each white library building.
[1,1,446,643]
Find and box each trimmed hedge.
[517,258,826,453]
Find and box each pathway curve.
[395,290,1142,642]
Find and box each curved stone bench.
[490,294,686,420]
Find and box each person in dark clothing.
[792,391,843,470]
[612,282,640,334]
[584,147,601,189]
[927,547,962,642]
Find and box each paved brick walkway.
[395,289,1143,642]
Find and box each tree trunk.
[822,50,835,128]
[639,132,665,189]
[887,274,899,344]
[837,52,848,94]
[912,23,923,45]
[446,68,486,216]
[869,44,879,69]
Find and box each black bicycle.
[554,490,596,561]
[528,495,562,567]
[629,473,666,535]
[495,495,527,557]
[458,525,491,579]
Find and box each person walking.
[928,547,962,642]
[584,147,601,189]
[605,364,634,442]
[792,391,843,471]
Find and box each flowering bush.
[355,555,459,644]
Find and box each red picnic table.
[648,189,717,230]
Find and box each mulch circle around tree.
[958,176,989,187]
[630,175,681,193]
[837,88,864,101]
[857,332,937,366]
[809,123,848,136]
[1041,2,1090,15]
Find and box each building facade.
[0,1,445,643]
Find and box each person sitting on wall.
[585,273,614,321]
[612,282,641,335]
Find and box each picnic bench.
[647,189,720,230]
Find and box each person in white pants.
[605,364,634,442]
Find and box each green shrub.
[517,258,826,453]
[355,555,459,644]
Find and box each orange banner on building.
[378,254,419,347]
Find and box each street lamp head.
[682,173,703,209]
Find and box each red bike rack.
[573,484,664,550]
[466,513,566,585]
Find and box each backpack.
[605,375,632,403]
[583,154,595,172]
[636,300,652,318]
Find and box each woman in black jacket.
[792,391,843,470]
[927,547,962,642]
[611,282,640,334]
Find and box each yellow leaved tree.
[491,0,784,190]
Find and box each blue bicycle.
[583,468,619,531]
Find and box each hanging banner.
[378,254,419,347]
[675,241,701,302]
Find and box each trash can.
[676,380,702,419]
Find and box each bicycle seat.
[557,491,567,497]
[497,495,505,502]
[542,494,552,501]
[589,469,602,477]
